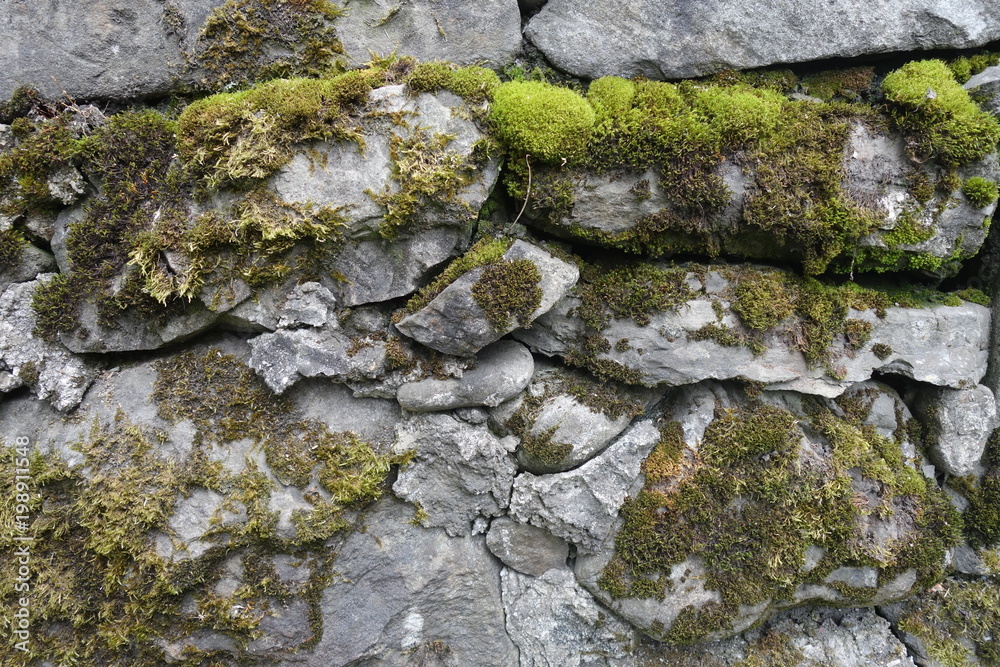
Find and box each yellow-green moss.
[489,80,596,164]
[801,67,875,101]
[882,59,1000,166]
[963,176,999,208]
[402,237,513,314]
[407,61,500,104]
[470,257,542,330]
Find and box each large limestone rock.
[395,240,580,356]
[525,0,1000,80]
[0,276,97,410]
[523,124,998,277]
[500,567,637,666]
[915,384,998,476]
[306,498,518,666]
[392,412,518,536]
[508,418,662,553]
[269,85,501,307]
[572,381,955,643]
[396,340,534,412]
[0,0,223,100]
[518,267,991,398]
[487,517,569,576]
[337,0,521,69]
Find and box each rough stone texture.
[0,0,224,100]
[508,418,661,553]
[915,384,998,476]
[270,86,500,307]
[305,497,518,666]
[276,282,338,328]
[492,360,666,473]
[396,340,534,412]
[519,277,992,398]
[337,0,521,69]
[0,244,57,288]
[395,240,580,356]
[501,567,637,666]
[154,488,246,561]
[486,516,569,576]
[392,412,518,536]
[525,126,998,276]
[525,0,1000,80]
[575,381,941,642]
[0,276,97,410]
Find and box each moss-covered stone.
[470,257,542,330]
[489,80,596,164]
[963,176,999,208]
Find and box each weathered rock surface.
[396,340,534,412]
[915,384,998,476]
[269,85,500,307]
[0,276,97,410]
[501,567,637,666]
[337,0,521,69]
[486,516,569,576]
[0,244,57,288]
[508,418,661,553]
[392,412,518,536]
[491,360,666,473]
[395,240,580,356]
[525,124,998,276]
[574,381,950,643]
[519,270,991,398]
[525,0,1000,80]
[306,497,518,666]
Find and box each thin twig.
[509,153,532,231]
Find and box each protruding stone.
[486,516,569,576]
[914,384,998,476]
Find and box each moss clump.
[801,67,875,101]
[471,258,542,331]
[963,176,999,208]
[882,59,1000,166]
[872,342,893,360]
[367,128,478,239]
[402,237,513,315]
[190,0,346,89]
[0,115,87,217]
[520,427,572,467]
[489,80,596,163]
[898,580,1000,666]
[694,84,785,146]
[955,287,992,306]
[599,397,959,641]
[947,51,1000,84]
[407,61,500,104]
[178,68,386,188]
[576,261,694,331]
[0,228,26,267]
[731,271,794,331]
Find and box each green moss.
[955,287,992,306]
[402,237,512,315]
[489,80,596,164]
[963,176,999,208]
[947,51,1000,84]
[521,427,572,467]
[694,84,785,146]
[576,261,694,331]
[882,59,1000,166]
[587,76,636,123]
[190,0,347,90]
[0,228,26,267]
[801,67,875,101]
[407,61,500,105]
[471,257,542,330]
[0,115,88,217]
[732,271,794,331]
[598,399,957,637]
[367,128,478,239]
[898,580,1000,666]
[871,342,893,360]
[178,69,384,189]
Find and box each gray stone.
[337,0,521,69]
[46,166,87,205]
[270,86,500,307]
[0,244,57,288]
[276,282,338,328]
[525,0,1000,80]
[0,0,222,100]
[304,497,517,665]
[155,488,246,561]
[392,412,518,536]
[501,567,637,666]
[0,276,97,411]
[246,600,313,655]
[508,418,661,553]
[574,382,944,642]
[522,271,991,398]
[486,516,569,576]
[915,384,998,476]
[395,240,580,356]
[396,340,534,412]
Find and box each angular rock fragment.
[0,276,96,410]
[508,418,661,553]
[393,412,518,536]
[396,340,533,412]
[914,384,998,476]
[395,240,579,356]
[486,516,569,576]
